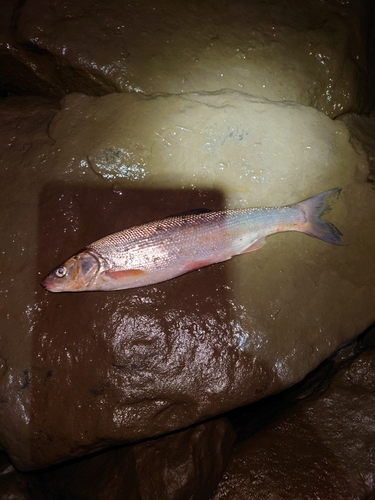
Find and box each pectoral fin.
[105,269,145,280]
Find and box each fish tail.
[296,188,343,245]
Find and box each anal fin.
[241,237,267,254]
[184,260,215,272]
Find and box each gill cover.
[74,251,101,288]
[42,251,101,292]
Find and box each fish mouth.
[41,276,58,292]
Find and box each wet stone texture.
[0,0,374,115]
[0,0,375,499]
[1,332,374,499]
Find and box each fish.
[41,188,343,293]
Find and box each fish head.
[41,251,101,292]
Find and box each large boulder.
[0,93,374,470]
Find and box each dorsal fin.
[167,208,213,218]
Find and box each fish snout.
[41,273,63,292]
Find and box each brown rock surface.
[1,0,374,115]
[2,328,374,499]
[212,327,375,500]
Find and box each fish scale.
[89,207,298,261]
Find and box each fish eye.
[55,266,67,278]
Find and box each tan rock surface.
[0,92,374,470]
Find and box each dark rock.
[1,0,374,115]
[212,328,375,500]
[0,453,31,500]
[0,418,235,500]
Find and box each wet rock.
[1,0,374,115]
[0,452,31,500]
[338,113,375,186]
[212,328,375,500]
[0,91,374,470]
[0,418,235,500]
[0,89,374,470]
[130,418,235,500]
[0,0,374,496]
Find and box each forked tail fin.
[297,188,343,245]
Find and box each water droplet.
[112,183,123,195]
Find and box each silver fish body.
[41,188,342,292]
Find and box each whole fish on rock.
[42,188,342,292]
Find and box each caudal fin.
[297,188,343,245]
